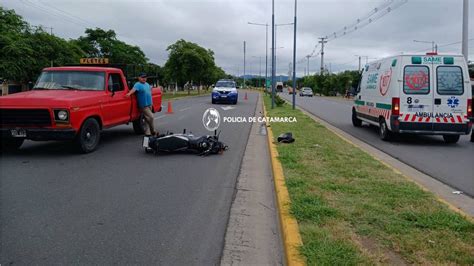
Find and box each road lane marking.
[179,107,191,112]
[221,106,235,111]
[154,115,165,120]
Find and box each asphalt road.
[0,92,258,264]
[281,93,474,197]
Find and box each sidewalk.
[220,94,283,265]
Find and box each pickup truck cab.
[0,66,162,153]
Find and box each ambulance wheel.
[352,109,362,127]
[378,119,391,141]
[133,114,145,135]
[77,118,101,153]
[443,135,460,144]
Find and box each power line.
[413,38,474,53]
[38,0,93,26]
[19,0,90,28]
[297,0,407,70]
[324,0,407,41]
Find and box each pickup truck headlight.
[54,110,69,122]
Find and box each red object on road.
[244,92,248,100]
[0,66,162,153]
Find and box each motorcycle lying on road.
[142,130,228,156]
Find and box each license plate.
[11,129,26,138]
[142,136,150,147]
[221,95,227,98]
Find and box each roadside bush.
[274,94,286,107]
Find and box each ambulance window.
[436,66,463,95]
[403,66,430,94]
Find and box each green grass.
[162,89,210,100]
[264,95,474,265]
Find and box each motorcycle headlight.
[54,109,69,122]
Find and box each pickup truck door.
[102,73,131,127]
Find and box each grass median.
[162,89,210,100]
[264,95,473,265]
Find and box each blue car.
[212,79,238,104]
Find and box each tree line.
[297,70,362,96]
[0,7,227,88]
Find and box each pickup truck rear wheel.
[133,114,145,134]
[77,118,101,153]
[1,138,24,152]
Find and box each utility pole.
[358,56,361,72]
[271,0,275,108]
[243,41,246,89]
[306,55,310,76]
[34,25,54,66]
[462,0,469,61]
[292,0,297,110]
[319,37,327,74]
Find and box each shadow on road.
[358,125,465,147]
[0,128,140,157]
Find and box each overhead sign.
[80,58,109,64]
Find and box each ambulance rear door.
[400,56,434,131]
[433,56,468,130]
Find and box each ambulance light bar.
[411,57,422,64]
[443,57,454,65]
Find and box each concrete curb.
[262,96,306,266]
[287,99,474,222]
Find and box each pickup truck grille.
[0,109,52,127]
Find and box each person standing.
[125,73,156,136]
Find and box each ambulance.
[352,53,472,143]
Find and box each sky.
[2,0,473,76]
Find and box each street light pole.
[274,22,293,82]
[462,0,469,61]
[243,41,246,89]
[292,0,297,110]
[248,22,269,90]
[271,0,275,108]
[252,56,263,87]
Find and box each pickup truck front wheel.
[77,118,101,153]
[132,114,145,135]
[1,138,24,152]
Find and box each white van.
[352,53,473,143]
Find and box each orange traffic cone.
[244,92,248,100]
[166,100,173,114]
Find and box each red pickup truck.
[0,66,162,153]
